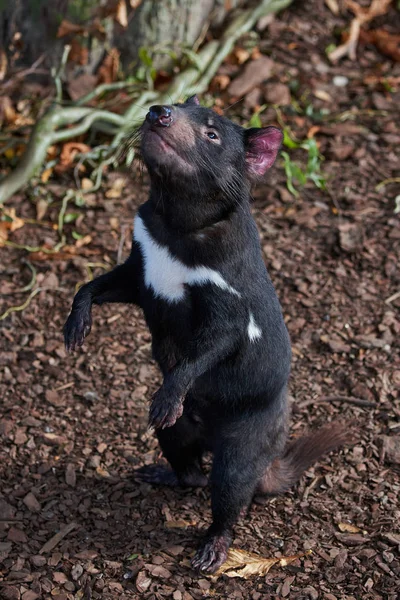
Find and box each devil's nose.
[146,105,173,127]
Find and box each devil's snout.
[146,105,173,127]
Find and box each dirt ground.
[1,2,400,599]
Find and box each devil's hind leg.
[192,399,287,573]
[136,408,208,488]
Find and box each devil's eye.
[206,131,218,140]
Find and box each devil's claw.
[148,389,184,430]
[192,534,230,573]
[63,309,92,352]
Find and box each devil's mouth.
[144,128,193,170]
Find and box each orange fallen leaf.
[307,125,321,139]
[57,142,91,172]
[96,466,111,478]
[0,96,17,125]
[338,523,363,533]
[165,519,196,529]
[57,19,85,38]
[360,28,400,62]
[234,48,250,65]
[41,167,53,183]
[75,235,92,249]
[0,208,25,246]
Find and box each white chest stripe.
[134,215,241,302]
[248,312,262,342]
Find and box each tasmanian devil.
[63,96,347,573]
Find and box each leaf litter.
[213,548,313,579]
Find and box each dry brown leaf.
[165,519,196,529]
[214,548,312,579]
[98,48,120,84]
[338,523,362,533]
[57,142,91,172]
[0,208,25,246]
[234,48,250,64]
[75,235,92,249]
[57,19,85,38]
[68,39,89,66]
[96,466,111,478]
[105,176,126,198]
[0,49,7,82]
[41,167,53,184]
[36,199,48,221]
[360,28,400,62]
[105,188,122,199]
[116,0,128,27]
[212,74,231,91]
[0,96,17,125]
[313,89,332,102]
[81,178,93,190]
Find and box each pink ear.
[186,95,200,105]
[245,127,283,177]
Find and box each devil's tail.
[258,422,350,495]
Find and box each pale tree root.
[0,0,292,205]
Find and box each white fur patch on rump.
[134,215,241,302]
[248,312,262,342]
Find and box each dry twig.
[328,0,392,63]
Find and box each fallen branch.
[39,522,77,555]
[319,395,377,408]
[0,0,293,205]
[328,0,392,63]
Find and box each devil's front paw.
[191,533,231,573]
[63,308,92,352]
[148,387,184,430]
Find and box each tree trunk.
[116,0,238,71]
[1,0,245,73]
[0,0,70,69]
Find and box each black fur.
[64,98,344,573]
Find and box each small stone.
[22,591,39,600]
[136,571,152,593]
[65,464,76,488]
[333,75,348,87]
[63,582,75,592]
[228,56,274,97]
[0,541,13,560]
[71,563,83,581]
[30,555,47,567]
[381,435,400,464]
[23,492,41,512]
[302,586,319,600]
[45,390,63,407]
[7,526,27,543]
[14,429,28,445]
[84,391,98,403]
[1,586,21,600]
[263,82,291,106]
